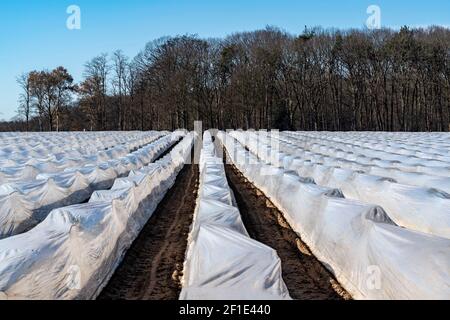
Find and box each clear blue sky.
[1,0,449,120]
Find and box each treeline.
[5,26,450,132]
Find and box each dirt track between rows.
[224,163,351,300]
[98,161,199,300]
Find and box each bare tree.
[84,54,109,130]
[17,72,32,131]
[51,67,74,131]
[112,50,129,130]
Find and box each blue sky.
[1,0,449,120]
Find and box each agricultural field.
[0,130,449,300]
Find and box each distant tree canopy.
[4,26,450,132]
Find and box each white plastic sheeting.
[283,131,450,177]
[0,132,184,239]
[0,132,166,183]
[286,131,450,165]
[219,131,450,300]
[329,173,450,239]
[231,131,450,239]
[0,131,163,161]
[180,132,290,300]
[0,132,196,300]
[275,132,450,192]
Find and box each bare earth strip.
[97,161,199,300]
[224,163,351,300]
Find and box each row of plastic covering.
[278,133,450,193]
[289,132,450,163]
[283,132,450,174]
[0,132,196,300]
[0,131,165,163]
[0,132,185,240]
[0,132,166,184]
[271,130,450,234]
[288,136,450,172]
[283,132,450,176]
[231,131,450,239]
[292,139,450,193]
[180,131,290,300]
[0,132,162,168]
[286,131,450,158]
[0,132,118,159]
[219,131,450,300]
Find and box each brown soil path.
[224,163,351,300]
[98,161,199,300]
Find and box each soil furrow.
[98,160,199,300]
[224,163,351,300]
